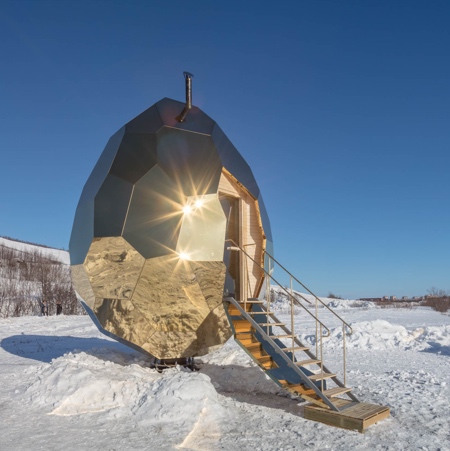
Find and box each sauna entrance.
[220,194,242,300]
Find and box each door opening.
[219,194,241,300]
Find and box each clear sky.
[1,1,449,298]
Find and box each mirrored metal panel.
[156,127,222,197]
[84,236,145,300]
[176,194,226,262]
[94,174,133,237]
[123,164,184,259]
[70,127,125,265]
[156,98,216,135]
[71,264,96,309]
[93,297,157,354]
[70,96,272,359]
[125,104,164,134]
[211,123,260,199]
[109,132,158,184]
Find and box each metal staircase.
[223,241,390,431]
[226,297,357,412]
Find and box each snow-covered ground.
[1,304,450,450]
[0,237,70,264]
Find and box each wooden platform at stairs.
[304,400,390,433]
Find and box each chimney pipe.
[176,71,194,123]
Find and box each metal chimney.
[176,71,194,122]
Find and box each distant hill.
[0,237,81,317]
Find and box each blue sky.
[1,1,449,298]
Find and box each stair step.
[282,346,310,352]
[247,311,275,316]
[235,328,253,334]
[256,355,272,363]
[233,320,252,331]
[269,334,297,339]
[282,383,317,396]
[308,372,337,381]
[322,387,352,397]
[245,342,262,351]
[229,309,275,317]
[228,305,252,314]
[259,359,274,369]
[238,299,264,304]
[259,322,285,327]
[295,359,321,367]
[240,340,255,347]
[236,332,253,342]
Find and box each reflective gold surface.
[176,194,226,262]
[70,97,272,359]
[71,264,96,309]
[80,242,228,358]
[84,237,145,300]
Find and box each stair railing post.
[266,254,271,336]
[315,297,319,358]
[343,324,347,387]
[243,249,246,311]
[320,325,324,393]
[290,276,295,362]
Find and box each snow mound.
[23,349,225,423]
[300,320,450,352]
[326,299,376,309]
[269,286,372,311]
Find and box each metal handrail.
[226,239,331,337]
[243,241,353,333]
[227,238,353,388]
[226,296,340,412]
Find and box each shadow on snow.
[0,334,149,365]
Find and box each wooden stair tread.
[259,322,285,326]
[269,334,296,339]
[322,387,352,397]
[233,322,252,331]
[256,355,272,363]
[283,346,309,352]
[238,300,264,304]
[233,319,251,324]
[229,309,274,316]
[304,402,390,432]
[308,372,336,381]
[296,359,321,366]
[236,331,253,340]
[246,311,275,315]
[244,342,261,350]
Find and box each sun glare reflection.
[182,205,192,215]
[182,196,206,215]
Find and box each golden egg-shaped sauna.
[70,74,273,359]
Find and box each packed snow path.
[0,306,449,450]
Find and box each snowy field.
[0,237,69,264]
[1,305,450,450]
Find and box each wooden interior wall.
[218,171,265,299]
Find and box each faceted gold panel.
[188,260,227,311]
[93,298,157,354]
[131,255,211,332]
[71,264,96,309]
[146,331,198,359]
[83,237,145,301]
[70,97,273,359]
[176,194,226,262]
[123,164,184,259]
[195,303,233,356]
